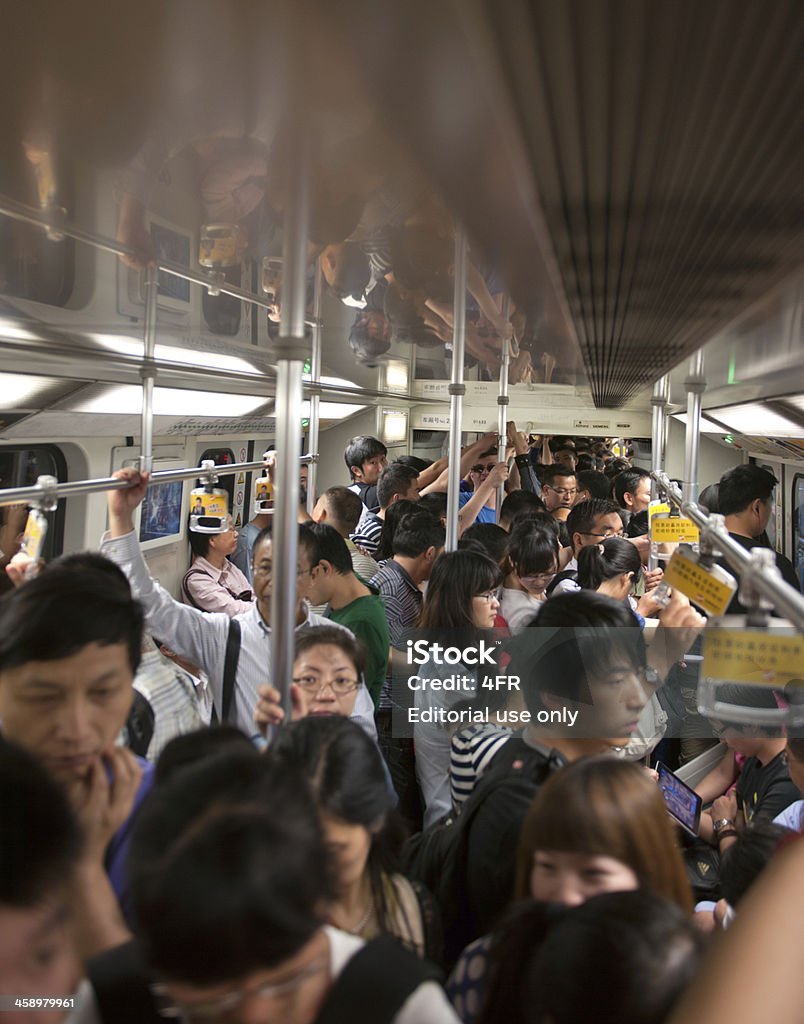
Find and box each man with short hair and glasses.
[540,464,579,522]
[548,499,625,596]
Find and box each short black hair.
[348,313,390,365]
[499,490,546,530]
[566,499,623,546]
[460,523,509,564]
[343,436,387,478]
[718,465,777,517]
[325,241,370,302]
[392,510,445,558]
[155,726,257,787]
[294,625,368,682]
[306,522,353,575]
[375,499,419,563]
[698,483,720,514]
[252,522,319,566]
[417,491,447,521]
[0,738,82,906]
[0,552,143,675]
[577,470,612,501]
[320,486,363,534]
[395,455,432,473]
[542,464,577,488]
[575,453,598,473]
[377,463,418,510]
[129,752,334,985]
[507,591,643,713]
[611,467,651,507]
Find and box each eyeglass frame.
[474,589,501,603]
[470,463,497,474]
[151,957,326,1021]
[542,485,578,497]
[291,673,362,696]
[581,529,626,539]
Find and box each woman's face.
[530,850,639,907]
[291,645,361,718]
[321,813,374,893]
[516,563,558,598]
[472,587,500,628]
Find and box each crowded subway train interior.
[1,2,804,1023]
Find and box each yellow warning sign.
[650,517,700,543]
[235,513,242,527]
[703,629,804,688]
[663,551,736,617]
[237,472,245,484]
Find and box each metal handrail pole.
[306,262,323,514]
[445,226,468,551]
[496,296,511,513]
[0,456,318,508]
[683,352,706,504]
[139,265,158,473]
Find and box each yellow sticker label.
[19,511,46,559]
[663,551,736,617]
[703,629,804,687]
[650,517,700,543]
[648,501,670,523]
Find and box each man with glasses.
[547,499,625,596]
[101,469,376,740]
[540,464,579,521]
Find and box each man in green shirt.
[306,523,390,707]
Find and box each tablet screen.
[657,762,702,836]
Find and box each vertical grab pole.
[272,126,310,721]
[649,374,669,571]
[445,226,468,552]
[140,264,158,474]
[496,295,511,514]
[306,262,323,514]
[683,351,706,505]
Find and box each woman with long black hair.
[414,548,504,826]
[270,715,442,963]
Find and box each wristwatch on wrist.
[713,817,735,835]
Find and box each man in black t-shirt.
[717,465,800,615]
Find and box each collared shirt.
[132,646,207,760]
[369,559,423,711]
[100,531,376,740]
[182,554,254,617]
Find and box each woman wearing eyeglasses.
[254,626,369,734]
[500,524,560,633]
[414,549,504,826]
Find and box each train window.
[0,445,67,567]
[793,474,804,593]
[199,447,236,511]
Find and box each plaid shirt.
[369,559,422,710]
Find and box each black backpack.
[404,737,564,967]
[544,568,578,597]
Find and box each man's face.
[353,454,387,486]
[251,538,314,612]
[299,466,309,506]
[754,496,773,537]
[542,475,577,511]
[398,477,420,503]
[0,644,134,783]
[0,898,79,1024]
[576,657,650,746]
[573,512,624,554]
[626,477,651,514]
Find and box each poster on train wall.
[140,481,184,542]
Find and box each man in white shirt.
[100,469,376,741]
